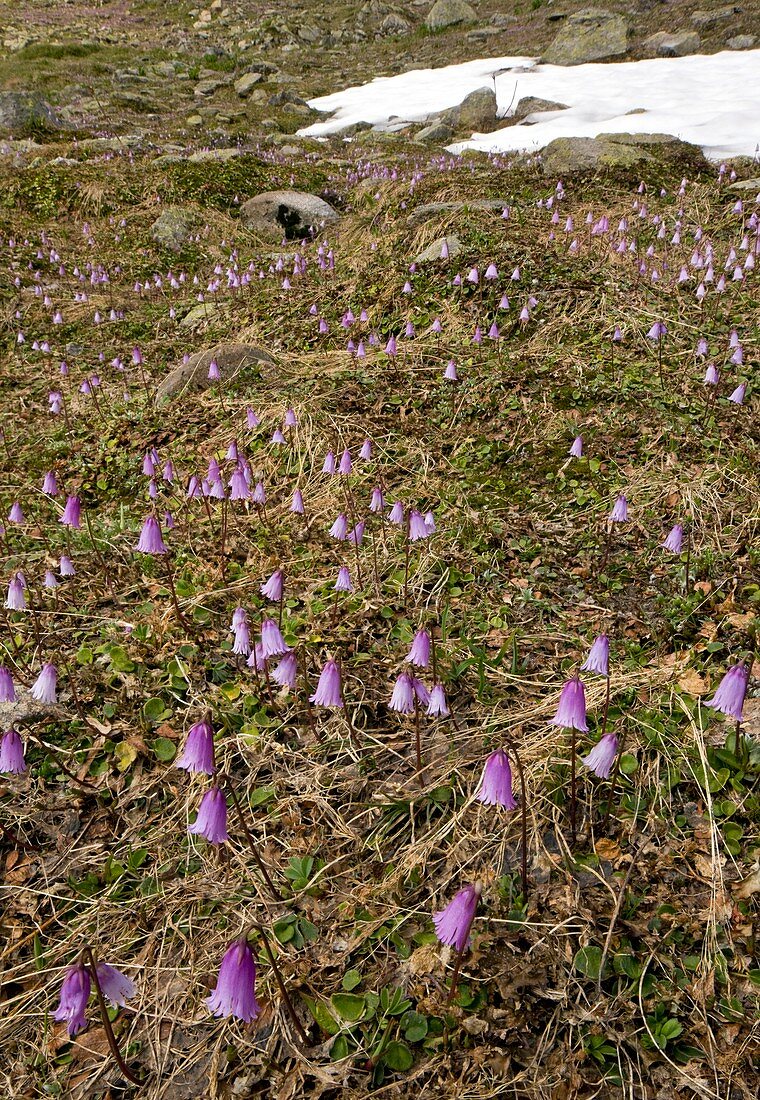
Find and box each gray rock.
[414,118,454,142]
[0,91,67,136]
[425,0,478,31]
[540,132,706,176]
[690,6,738,28]
[642,31,700,57]
[407,199,508,226]
[194,77,230,97]
[414,234,463,262]
[441,86,498,133]
[187,147,242,162]
[155,344,274,403]
[728,177,760,192]
[234,72,263,97]
[240,190,340,239]
[380,13,412,35]
[111,91,159,113]
[150,207,200,253]
[512,96,569,122]
[727,34,756,49]
[543,9,628,65]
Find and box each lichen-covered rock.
[642,31,701,58]
[150,207,200,253]
[540,132,707,176]
[155,344,275,403]
[0,91,66,136]
[240,190,340,240]
[543,9,628,66]
[425,0,478,31]
[441,87,498,133]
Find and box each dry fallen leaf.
[733,865,760,900]
[678,669,707,694]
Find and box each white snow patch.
[300,51,760,162]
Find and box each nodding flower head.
[581,732,618,779]
[408,510,429,541]
[310,659,343,708]
[609,494,628,523]
[59,496,82,529]
[389,672,415,715]
[476,749,517,809]
[0,728,26,774]
[662,524,684,554]
[53,963,91,1037]
[569,435,583,458]
[550,676,588,732]
[261,569,284,603]
[581,635,610,677]
[206,937,260,1022]
[406,629,431,668]
[433,883,481,953]
[704,662,749,722]
[188,786,229,845]
[135,515,167,555]
[176,718,215,775]
[334,566,353,592]
[260,618,289,659]
[31,662,58,705]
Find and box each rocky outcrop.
[414,235,463,263]
[240,190,341,240]
[441,87,498,132]
[543,9,628,65]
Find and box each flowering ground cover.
[0,137,757,1099]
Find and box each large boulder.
[543,9,628,65]
[425,0,478,31]
[540,132,707,176]
[155,344,275,404]
[240,190,340,240]
[150,207,200,253]
[441,86,498,132]
[690,6,738,28]
[406,198,508,227]
[0,91,66,136]
[642,31,700,58]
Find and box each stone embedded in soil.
[642,31,701,58]
[543,9,629,66]
[690,6,740,28]
[150,207,200,253]
[540,132,707,176]
[726,34,756,49]
[0,91,68,137]
[414,234,463,263]
[155,344,275,403]
[240,190,341,240]
[425,0,478,31]
[406,199,509,226]
[234,72,263,97]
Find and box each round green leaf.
[383,1040,413,1072]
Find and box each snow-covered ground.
[300,51,760,162]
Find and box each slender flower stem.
[164,554,190,630]
[510,742,529,901]
[413,694,423,784]
[445,941,468,1008]
[601,729,626,835]
[83,946,144,1087]
[683,525,691,594]
[256,927,310,1047]
[403,514,411,607]
[223,774,281,900]
[569,728,577,848]
[600,675,611,737]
